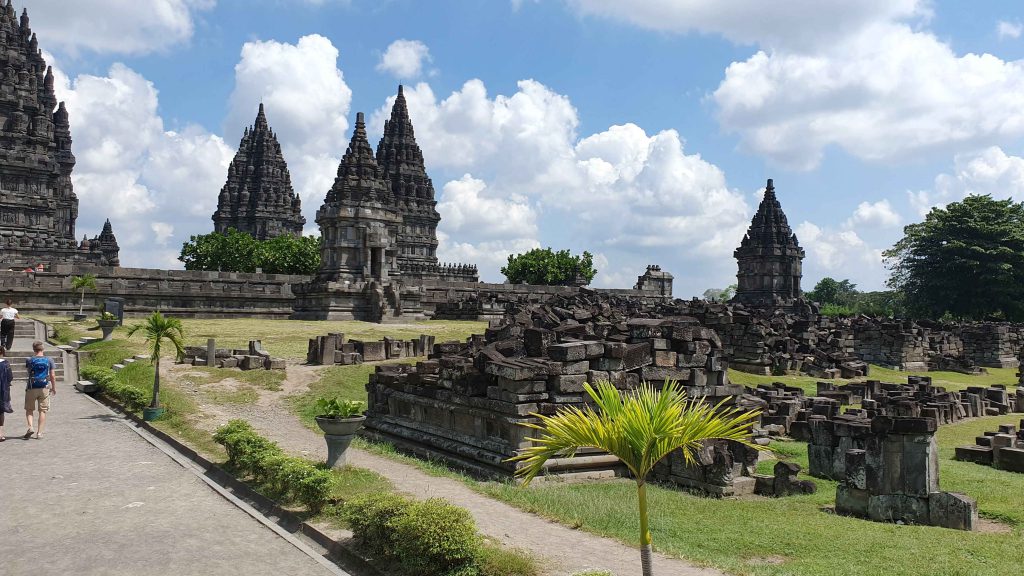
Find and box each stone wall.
[0,264,307,318]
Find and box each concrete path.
[0,357,341,575]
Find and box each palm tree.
[126,311,185,410]
[70,274,97,315]
[510,380,761,576]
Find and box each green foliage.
[98,311,117,321]
[818,303,854,317]
[212,420,333,512]
[475,543,539,576]
[127,311,186,410]
[81,364,149,411]
[70,274,98,292]
[805,277,858,307]
[315,397,365,419]
[884,194,1024,321]
[501,248,596,286]
[178,228,320,275]
[702,284,736,302]
[343,493,481,576]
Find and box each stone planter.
[72,313,87,322]
[315,415,365,468]
[97,319,118,341]
[142,407,165,421]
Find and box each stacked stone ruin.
[362,291,817,496]
[306,333,435,366]
[181,340,285,370]
[832,416,978,531]
[748,375,1021,442]
[955,420,1024,473]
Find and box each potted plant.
[97,311,119,341]
[126,311,185,422]
[71,274,97,321]
[315,397,366,468]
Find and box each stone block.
[560,360,591,375]
[592,357,624,371]
[654,350,677,367]
[524,328,554,357]
[220,357,239,368]
[548,342,587,362]
[867,494,930,525]
[928,492,977,531]
[265,358,286,370]
[845,449,867,490]
[836,485,869,517]
[994,446,1024,472]
[240,356,263,370]
[551,374,587,393]
[362,341,386,362]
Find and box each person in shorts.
[0,299,19,351]
[24,340,55,440]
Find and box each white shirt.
[1,307,16,320]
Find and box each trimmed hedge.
[344,493,481,576]
[80,364,148,411]
[213,419,333,512]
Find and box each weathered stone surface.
[732,179,804,308]
[928,492,977,531]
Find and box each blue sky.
[22,0,1024,297]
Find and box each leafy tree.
[702,284,737,302]
[510,380,760,576]
[501,247,597,286]
[805,277,859,306]
[884,195,1024,321]
[179,229,320,275]
[70,274,97,316]
[126,311,185,410]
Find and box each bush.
[212,420,333,512]
[501,247,596,286]
[344,493,481,576]
[81,365,149,410]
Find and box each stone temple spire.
[731,178,805,308]
[327,112,391,205]
[212,103,305,239]
[376,85,441,272]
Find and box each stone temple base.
[291,279,426,322]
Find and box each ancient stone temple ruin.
[732,179,804,308]
[0,3,117,268]
[212,103,305,239]
[292,89,479,321]
[376,85,442,277]
[77,218,120,267]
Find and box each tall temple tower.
[212,103,305,240]
[732,179,805,308]
[376,85,441,273]
[316,112,402,283]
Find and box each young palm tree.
[70,274,97,315]
[510,380,761,576]
[126,311,185,409]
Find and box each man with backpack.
[24,340,55,439]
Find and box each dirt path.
[167,362,723,576]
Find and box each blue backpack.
[27,356,50,388]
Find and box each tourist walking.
[24,340,55,440]
[1,299,19,350]
[0,347,11,441]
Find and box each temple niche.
[0,2,117,268]
[212,103,305,239]
[732,179,805,308]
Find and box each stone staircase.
[7,321,65,384]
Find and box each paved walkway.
[0,344,340,576]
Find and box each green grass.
[35,315,487,360]
[728,364,1020,396]
[473,417,1024,576]
[476,542,541,576]
[203,386,260,404]
[290,360,415,427]
[186,366,286,391]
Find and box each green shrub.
[476,542,539,576]
[80,365,116,387]
[106,380,148,411]
[389,498,480,576]
[343,493,411,556]
[212,420,333,512]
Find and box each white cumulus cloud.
[225,34,353,215]
[845,199,901,229]
[376,39,432,79]
[910,146,1024,216]
[24,0,213,55]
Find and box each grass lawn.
[290,360,416,428]
[477,417,1024,576]
[729,365,1019,396]
[37,315,487,360]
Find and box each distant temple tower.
[376,85,441,273]
[212,103,305,239]
[78,219,120,266]
[0,2,116,267]
[316,112,402,283]
[732,179,805,307]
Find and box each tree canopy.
[805,277,858,307]
[501,247,597,286]
[883,194,1024,321]
[179,229,321,275]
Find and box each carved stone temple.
[293,86,479,320]
[0,2,118,269]
[212,103,305,239]
[731,178,804,308]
